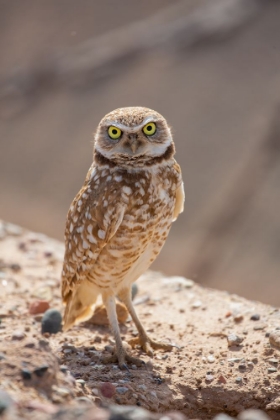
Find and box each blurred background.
[1,0,280,305]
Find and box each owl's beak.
[130,141,138,153]
[128,134,139,154]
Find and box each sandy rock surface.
[0,220,279,420]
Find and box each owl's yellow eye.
[143,122,156,136]
[108,126,122,140]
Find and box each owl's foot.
[102,350,144,370]
[128,334,174,356]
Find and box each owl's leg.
[118,287,174,356]
[101,293,143,369]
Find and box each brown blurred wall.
[1,0,280,305]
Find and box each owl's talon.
[102,350,144,369]
[128,335,174,355]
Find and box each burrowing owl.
[62,107,184,368]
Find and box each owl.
[61,107,184,369]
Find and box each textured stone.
[41,309,62,334]
[29,300,50,315]
[269,330,280,349]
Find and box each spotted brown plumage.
[61,106,184,368]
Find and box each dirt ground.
[0,219,280,420]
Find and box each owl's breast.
[86,164,180,290]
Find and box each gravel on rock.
[0,222,279,420]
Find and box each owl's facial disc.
[95,116,172,163]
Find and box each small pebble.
[76,379,86,387]
[235,377,242,384]
[60,366,68,374]
[267,367,277,373]
[253,324,266,331]
[238,409,271,420]
[228,358,242,363]
[207,355,216,363]
[138,384,147,391]
[234,314,244,323]
[21,369,32,380]
[238,364,246,371]
[34,365,49,377]
[116,386,129,395]
[44,251,53,258]
[54,387,71,398]
[0,390,14,415]
[24,341,35,348]
[218,375,227,384]
[192,300,202,309]
[39,339,49,347]
[29,300,50,315]
[268,358,278,365]
[75,397,93,405]
[12,331,25,340]
[163,276,194,288]
[10,263,21,272]
[205,374,214,382]
[41,309,62,334]
[269,331,280,349]
[213,414,234,420]
[62,343,76,350]
[227,334,243,347]
[250,314,260,321]
[100,382,115,398]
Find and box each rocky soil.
[0,219,280,420]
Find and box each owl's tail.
[63,282,99,331]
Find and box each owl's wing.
[172,161,185,221]
[61,177,125,302]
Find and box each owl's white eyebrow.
[105,116,158,133]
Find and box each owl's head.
[94,107,174,167]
